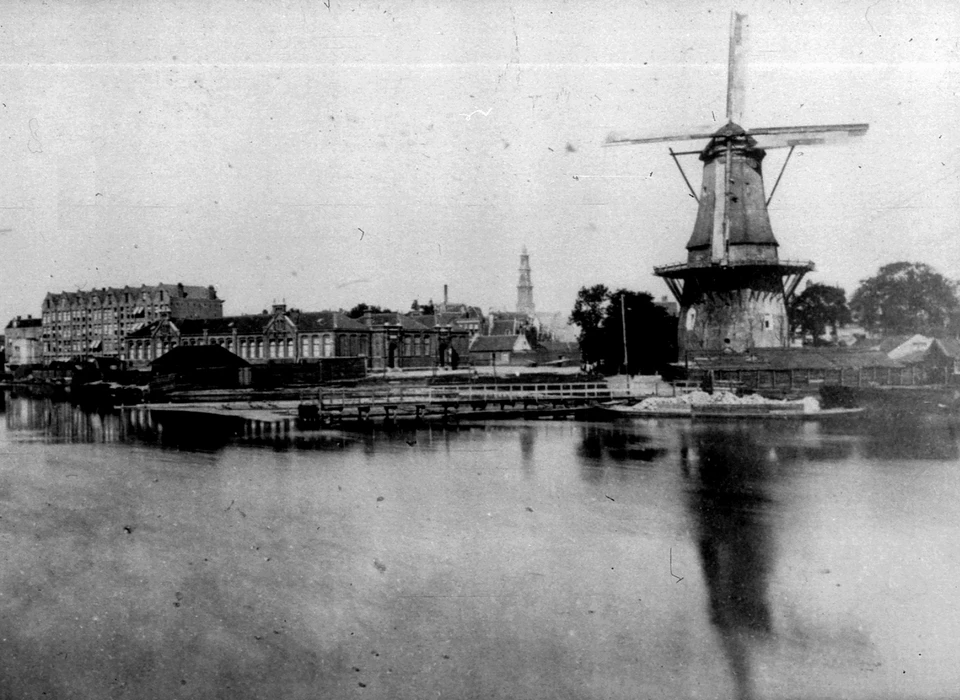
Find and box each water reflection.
[3,394,247,451]
[857,412,960,461]
[4,393,125,443]
[682,426,777,700]
[577,424,667,473]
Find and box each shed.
[468,334,533,366]
[151,344,251,389]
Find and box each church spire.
[517,246,535,316]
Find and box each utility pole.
[621,294,629,374]
[621,294,631,393]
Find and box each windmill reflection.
[682,426,776,700]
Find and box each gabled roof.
[935,338,960,358]
[851,335,912,353]
[405,312,479,330]
[537,339,578,353]
[406,314,437,328]
[176,315,269,336]
[489,319,520,335]
[469,335,529,353]
[289,310,367,332]
[361,313,430,330]
[151,344,249,370]
[5,317,42,329]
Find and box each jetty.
[135,381,629,430]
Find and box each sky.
[1,0,959,324]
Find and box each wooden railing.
[313,383,626,410]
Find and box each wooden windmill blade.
[726,12,748,124]
[604,129,717,147]
[748,123,870,149]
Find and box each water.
[2,392,959,699]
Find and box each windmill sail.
[604,11,867,355]
[726,12,748,124]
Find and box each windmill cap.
[701,122,763,161]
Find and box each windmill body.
[657,124,812,354]
[607,13,866,356]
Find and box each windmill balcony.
[654,258,814,278]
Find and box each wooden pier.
[298,382,626,425]
[132,382,631,432]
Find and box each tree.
[603,290,678,374]
[409,299,435,315]
[569,285,677,373]
[789,283,851,345]
[569,284,610,367]
[346,303,392,319]
[850,262,958,335]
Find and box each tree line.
[793,261,960,342]
[570,261,960,374]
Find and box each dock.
[134,382,630,430]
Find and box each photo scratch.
[460,108,492,121]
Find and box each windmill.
[606,12,867,355]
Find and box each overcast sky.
[1,0,958,324]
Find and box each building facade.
[125,304,368,367]
[358,312,471,370]
[41,283,223,362]
[4,316,43,371]
[124,303,473,371]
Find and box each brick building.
[125,304,368,367]
[358,312,471,370]
[125,303,473,372]
[40,283,223,361]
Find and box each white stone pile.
[631,391,821,414]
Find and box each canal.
[2,392,958,698]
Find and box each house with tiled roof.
[468,334,534,366]
[125,304,368,368]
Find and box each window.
[323,334,334,358]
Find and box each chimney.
[208,285,217,300]
[443,284,448,306]
[177,282,185,298]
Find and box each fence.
[313,382,625,411]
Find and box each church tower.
[517,247,535,316]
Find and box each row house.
[41,283,222,361]
[125,304,368,367]
[125,304,473,371]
